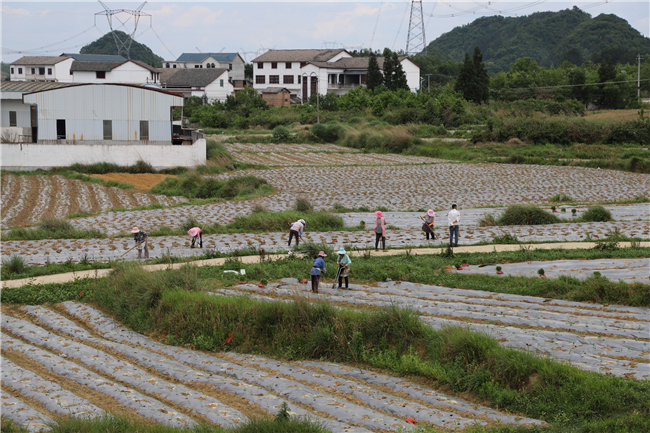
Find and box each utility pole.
[638,53,644,100]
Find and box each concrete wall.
[73,61,158,84]
[401,59,421,92]
[204,74,235,102]
[1,99,31,128]
[1,139,206,171]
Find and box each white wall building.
[164,53,245,80]
[9,56,75,83]
[251,49,421,100]
[71,60,160,84]
[1,81,76,143]
[159,68,233,102]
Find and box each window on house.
[166,63,170,68]
[298,75,301,84]
[286,62,292,69]
[9,111,17,127]
[56,119,66,139]
[10,67,14,74]
[360,74,367,84]
[48,68,52,75]
[271,62,277,69]
[39,67,45,75]
[300,62,307,68]
[195,65,200,68]
[70,70,73,75]
[103,120,112,140]
[96,71,106,79]
[283,75,294,84]
[140,121,149,141]
[269,75,279,84]
[212,63,216,68]
[255,75,265,84]
[220,79,224,87]
[173,64,177,68]
[257,62,263,69]
[31,68,36,74]
[18,68,22,74]
[229,63,232,70]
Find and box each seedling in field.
[538,268,546,278]
[496,266,503,275]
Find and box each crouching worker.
[131,226,149,259]
[311,251,327,294]
[188,226,202,248]
[336,248,351,289]
[288,219,305,247]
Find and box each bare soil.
[90,173,176,192]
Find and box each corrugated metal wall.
[23,85,183,142]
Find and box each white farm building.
[2,83,205,171]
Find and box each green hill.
[80,31,164,67]
[425,7,650,73]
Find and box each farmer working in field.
[311,251,327,294]
[420,209,436,240]
[188,226,202,248]
[336,248,351,289]
[131,226,149,259]
[288,219,305,247]
[374,211,386,251]
[448,204,461,247]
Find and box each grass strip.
[2,217,106,241]
[0,412,327,433]
[81,264,649,432]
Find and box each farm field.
[0,174,187,228]
[2,302,545,432]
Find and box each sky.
[2,1,649,64]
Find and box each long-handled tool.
[419,216,437,239]
[120,243,139,257]
[331,266,343,289]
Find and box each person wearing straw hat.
[310,251,327,294]
[131,226,149,259]
[336,248,351,289]
[288,219,305,247]
[420,209,436,240]
[373,210,386,251]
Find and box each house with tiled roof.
[251,49,421,101]
[163,53,245,80]
[9,56,75,83]
[159,68,233,102]
[70,59,160,84]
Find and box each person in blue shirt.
[310,251,327,294]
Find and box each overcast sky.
[2,1,649,63]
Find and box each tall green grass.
[4,217,106,241]
[150,173,272,200]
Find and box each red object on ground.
[257,282,265,288]
[240,280,247,284]
[457,266,464,271]
[496,270,504,275]
[226,334,235,344]
[406,418,418,424]
[332,240,337,243]
[539,274,546,278]
[300,278,309,284]
[462,263,469,267]
[79,292,83,295]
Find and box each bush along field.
[3,260,648,433]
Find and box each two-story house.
[70,59,160,84]
[9,56,75,82]
[251,49,421,102]
[163,53,245,80]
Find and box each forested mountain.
[80,31,164,67]
[425,7,650,73]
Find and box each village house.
[9,56,75,83]
[164,53,245,80]
[70,59,160,84]
[251,49,421,102]
[159,68,234,102]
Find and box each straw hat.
[374,210,383,217]
[318,251,327,257]
[131,226,140,233]
[337,248,346,255]
[427,209,435,217]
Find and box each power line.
[369,1,384,50]
[2,25,100,55]
[392,1,411,51]
[499,78,649,92]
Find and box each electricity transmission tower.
[95,1,150,59]
[406,0,426,56]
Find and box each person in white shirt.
[448,204,461,247]
[288,219,305,247]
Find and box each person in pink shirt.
[373,210,386,251]
[188,227,202,248]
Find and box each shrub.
[550,193,574,203]
[310,123,344,142]
[497,205,561,226]
[272,125,291,141]
[294,241,335,259]
[580,205,612,222]
[151,172,270,200]
[492,232,520,244]
[294,197,314,212]
[39,216,75,233]
[180,217,201,232]
[2,255,26,275]
[478,214,498,227]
